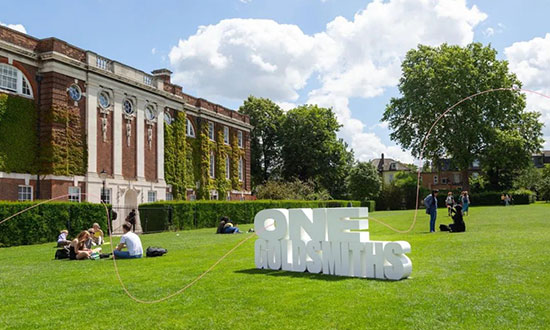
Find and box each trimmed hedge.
[0,202,109,247]
[139,200,363,231]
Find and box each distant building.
[532,150,550,168]
[420,158,481,191]
[370,153,411,185]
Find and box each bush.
[255,179,331,200]
[139,200,362,231]
[0,202,109,247]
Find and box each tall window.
[208,122,215,141]
[210,152,215,178]
[18,186,33,201]
[101,188,111,204]
[433,175,438,185]
[68,186,81,202]
[225,157,230,180]
[223,126,229,144]
[186,118,195,137]
[0,64,33,97]
[238,156,243,182]
[237,131,243,148]
[148,191,157,202]
[166,192,173,201]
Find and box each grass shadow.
[236,268,354,282]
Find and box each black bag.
[146,246,167,257]
[55,246,70,259]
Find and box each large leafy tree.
[238,96,284,187]
[346,162,382,201]
[383,43,543,190]
[280,105,354,198]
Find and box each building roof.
[370,158,411,172]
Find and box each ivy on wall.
[164,112,246,200]
[231,133,245,191]
[215,130,232,199]
[41,105,86,176]
[0,94,38,173]
[164,111,189,200]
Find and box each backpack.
[146,246,167,257]
[55,246,70,260]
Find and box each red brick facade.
[0,25,253,203]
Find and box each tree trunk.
[461,168,470,192]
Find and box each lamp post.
[99,169,107,203]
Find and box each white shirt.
[120,232,143,256]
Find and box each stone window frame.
[67,84,82,102]
[18,185,33,201]
[186,118,196,137]
[208,121,215,141]
[68,186,81,203]
[98,90,112,110]
[210,151,215,178]
[148,190,157,203]
[223,126,229,145]
[237,131,243,148]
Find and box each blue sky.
[2,0,550,162]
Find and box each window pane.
[0,65,18,91]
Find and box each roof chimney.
[151,68,172,84]
[378,153,385,172]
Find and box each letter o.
[254,209,289,240]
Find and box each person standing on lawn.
[114,222,143,259]
[425,189,439,233]
[445,192,455,216]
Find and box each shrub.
[0,202,109,247]
[139,200,362,231]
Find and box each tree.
[346,162,382,201]
[512,164,542,191]
[255,179,331,200]
[383,43,544,191]
[238,96,284,187]
[280,105,354,198]
[537,165,550,202]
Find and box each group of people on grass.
[501,193,514,206]
[56,221,142,260]
[425,189,469,233]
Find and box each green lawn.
[1,203,549,329]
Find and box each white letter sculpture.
[254,208,412,280]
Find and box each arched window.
[186,118,195,137]
[0,63,33,97]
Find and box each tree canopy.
[238,96,284,187]
[346,162,382,201]
[280,105,354,199]
[383,43,543,190]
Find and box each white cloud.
[276,101,297,112]
[483,27,494,37]
[169,0,487,163]
[0,22,26,34]
[151,48,157,55]
[239,0,252,3]
[505,34,550,146]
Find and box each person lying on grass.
[216,216,242,234]
[114,222,143,259]
[69,231,93,260]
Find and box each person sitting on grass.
[114,222,143,259]
[69,231,93,260]
[91,223,104,245]
[57,229,71,247]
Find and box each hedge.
[0,202,109,247]
[138,200,363,231]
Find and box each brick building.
[0,26,253,222]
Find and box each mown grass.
[1,203,549,329]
